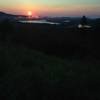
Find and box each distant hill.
[0,11,17,21]
[0,11,27,21]
[0,11,17,17]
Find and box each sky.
[0,0,100,17]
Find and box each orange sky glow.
[0,0,100,17]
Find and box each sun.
[27,11,39,19]
[27,11,32,16]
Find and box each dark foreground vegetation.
[0,19,100,99]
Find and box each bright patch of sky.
[0,0,100,17]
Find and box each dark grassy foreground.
[0,42,100,100]
[0,20,100,99]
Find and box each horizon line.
[0,11,100,18]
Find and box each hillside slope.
[0,43,100,100]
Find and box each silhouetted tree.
[80,16,87,25]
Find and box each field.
[0,20,100,99]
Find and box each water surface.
[19,20,60,25]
